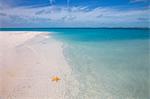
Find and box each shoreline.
[0,31,78,99]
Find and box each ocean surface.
[1,28,150,99]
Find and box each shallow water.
[63,40,149,99]
[52,28,150,99]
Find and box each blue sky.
[0,0,149,28]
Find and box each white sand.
[0,31,79,99]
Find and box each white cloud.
[0,5,149,27]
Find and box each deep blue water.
[51,28,149,41]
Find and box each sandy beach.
[0,31,78,99]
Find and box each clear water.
[51,28,150,99]
[63,40,149,99]
[1,28,150,99]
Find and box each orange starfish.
[51,76,61,82]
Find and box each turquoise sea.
[1,28,150,99]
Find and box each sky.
[0,0,149,28]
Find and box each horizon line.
[0,27,149,29]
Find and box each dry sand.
[0,31,79,99]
